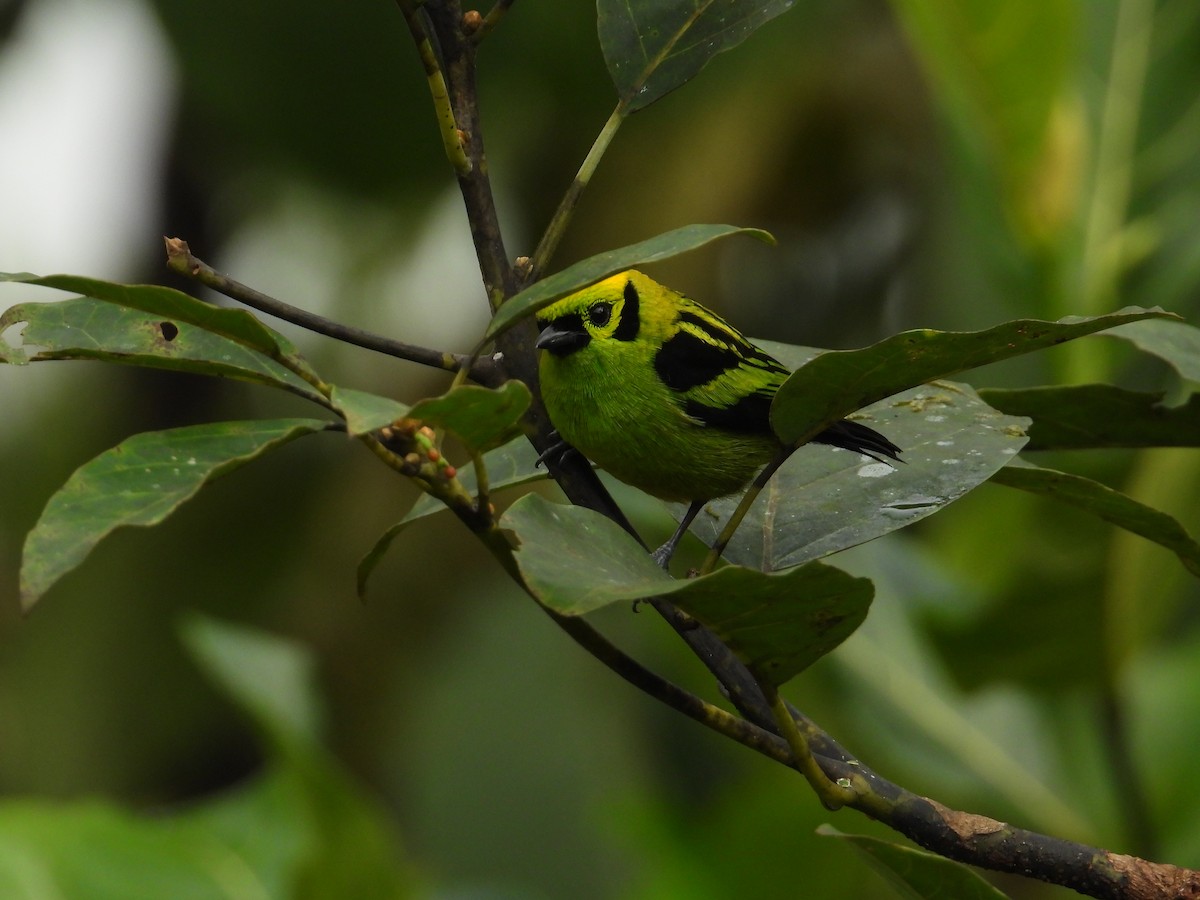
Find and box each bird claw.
[535,433,573,469]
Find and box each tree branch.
[163,237,503,387]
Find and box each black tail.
[814,419,902,464]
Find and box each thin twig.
[163,238,503,386]
[527,103,626,283]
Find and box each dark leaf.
[771,307,1176,445]
[21,419,328,610]
[485,225,774,341]
[330,386,409,437]
[504,495,872,684]
[0,296,323,402]
[0,272,319,380]
[407,381,532,453]
[685,342,1029,571]
[978,385,1200,449]
[598,0,794,112]
[1102,318,1200,386]
[991,458,1200,579]
[817,825,1010,899]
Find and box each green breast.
[539,352,778,503]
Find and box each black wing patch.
[654,331,742,392]
[683,392,773,433]
[678,311,787,374]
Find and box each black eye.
[588,302,612,327]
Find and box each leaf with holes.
[1,272,318,380]
[0,296,323,402]
[21,419,329,611]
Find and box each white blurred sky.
[0,0,176,278]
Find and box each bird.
[534,270,901,568]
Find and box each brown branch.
[163,237,503,387]
[391,5,1200,897]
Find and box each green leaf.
[598,0,794,112]
[358,439,549,599]
[991,459,1200,579]
[1102,318,1200,386]
[817,825,1010,900]
[978,385,1200,449]
[21,419,328,611]
[503,494,872,684]
[686,342,1029,571]
[330,386,409,437]
[0,296,324,402]
[770,307,1175,446]
[484,224,774,341]
[407,382,532,453]
[0,272,319,381]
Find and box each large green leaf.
[598,0,794,112]
[0,296,323,402]
[407,382,532,453]
[484,224,774,341]
[21,419,329,611]
[770,307,1174,446]
[991,459,1200,579]
[1102,318,1200,386]
[817,825,1010,900]
[504,494,872,685]
[0,272,318,380]
[978,385,1200,449]
[682,342,1029,571]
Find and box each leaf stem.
[761,680,856,810]
[527,103,627,282]
[700,447,792,574]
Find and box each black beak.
[536,320,590,356]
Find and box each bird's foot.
[535,432,574,469]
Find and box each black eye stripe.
[613,280,640,341]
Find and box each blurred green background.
[1,0,1198,897]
